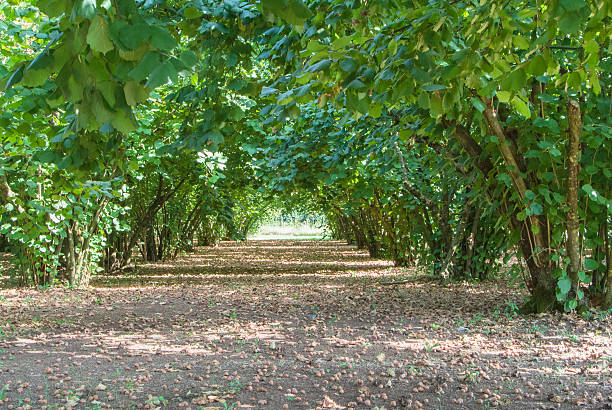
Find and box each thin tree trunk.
[66,225,77,285]
[566,99,581,290]
[465,204,482,277]
[604,220,612,309]
[439,203,471,283]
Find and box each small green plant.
[229,379,242,394]
[408,366,423,376]
[504,301,519,319]
[463,369,480,384]
[526,323,547,334]
[222,401,236,410]
[424,341,439,352]
[148,396,168,406]
[470,313,483,324]
[123,379,135,392]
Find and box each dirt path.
[0,240,610,409]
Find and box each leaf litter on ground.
[0,240,610,409]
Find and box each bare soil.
[0,240,610,409]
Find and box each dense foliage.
[0,0,610,313]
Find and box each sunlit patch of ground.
[0,241,610,409]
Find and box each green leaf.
[36,150,59,163]
[529,201,543,215]
[4,65,24,90]
[497,90,511,103]
[87,15,114,54]
[123,81,149,106]
[560,0,586,11]
[277,89,294,105]
[202,129,224,151]
[578,270,591,284]
[180,50,198,68]
[557,277,572,294]
[38,0,68,17]
[90,92,113,124]
[369,103,382,119]
[226,52,238,67]
[511,96,531,118]
[97,80,116,108]
[184,6,202,19]
[513,35,530,50]
[470,97,485,112]
[584,258,599,270]
[150,26,177,51]
[567,72,582,90]
[558,12,581,34]
[564,299,578,311]
[22,67,52,87]
[307,59,331,73]
[527,55,546,76]
[503,68,527,91]
[260,86,277,97]
[111,108,137,133]
[417,92,429,109]
[347,79,366,89]
[339,58,356,73]
[145,60,177,89]
[590,74,600,95]
[262,0,313,26]
[119,23,152,50]
[75,0,97,19]
[128,51,161,82]
[228,78,247,91]
[22,53,54,87]
[421,84,446,92]
[429,95,443,118]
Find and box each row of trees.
[0,0,610,312]
[253,0,612,312]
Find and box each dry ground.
[0,240,610,409]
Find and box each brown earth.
[0,240,610,409]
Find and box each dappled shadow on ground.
[0,241,610,409]
[94,240,396,287]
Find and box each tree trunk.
[66,226,77,286]
[439,203,471,282]
[465,204,482,277]
[518,225,559,313]
[566,99,581,290]
[449,118,559,311]
[604,221,612,309]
